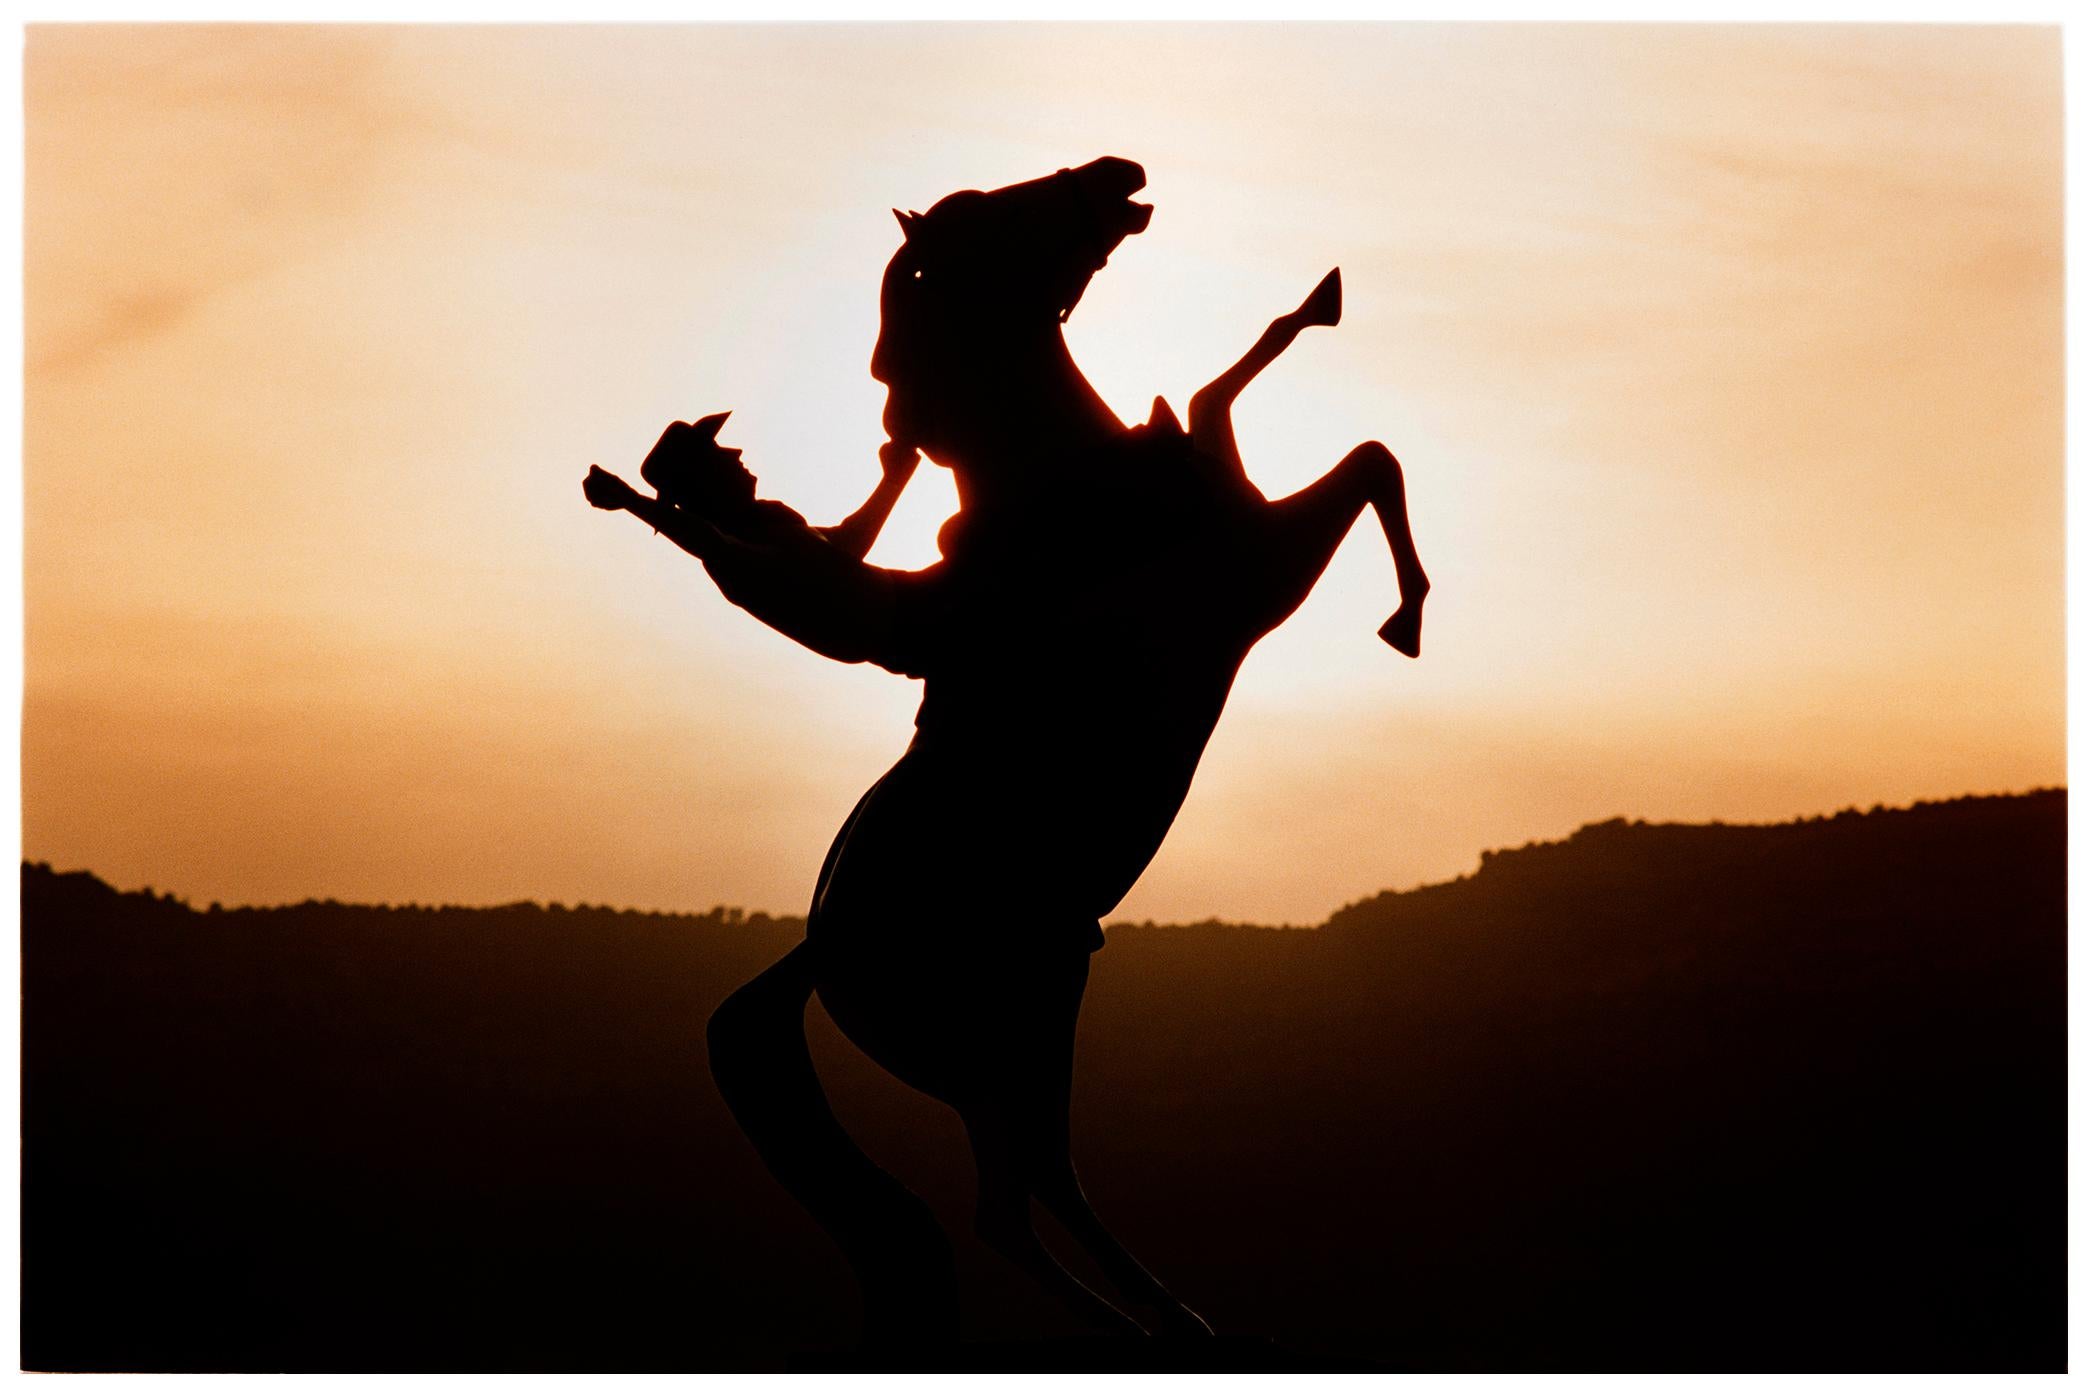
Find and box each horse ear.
[892,208,922,240]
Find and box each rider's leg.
[1188,268,1342,478]
[1258,439,1428,655]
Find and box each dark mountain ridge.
[21,790,2064,1370]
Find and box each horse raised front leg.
[1187,267,1342,487]
[1258,440,1429,655]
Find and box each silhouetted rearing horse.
[584,157,1426,1348]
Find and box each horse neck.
[945,327,1121,511]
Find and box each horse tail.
[706,941,957,1348]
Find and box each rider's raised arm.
[585,465,931,674]
[815,442,921,560]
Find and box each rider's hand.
[583,464,643,512]
[877,440,921,479]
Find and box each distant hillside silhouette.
[21,791,2063,1371]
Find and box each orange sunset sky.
[22,24,2063,924]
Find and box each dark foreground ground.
[21,791,2064,1371]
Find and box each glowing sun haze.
[23,24,2062,923]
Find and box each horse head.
[872,158,1153,462]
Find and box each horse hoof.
[1378,608,1421,657]
[1298,267,1342,328]
[1144,1302,1218,1339]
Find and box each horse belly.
[807,742,1100,950]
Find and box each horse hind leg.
[706,943,958,1350]
[959,1077,1215,1340]
[1028,1153,1215,1338]
[962,1104,1150,1340]
[932,947,1169,1340]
